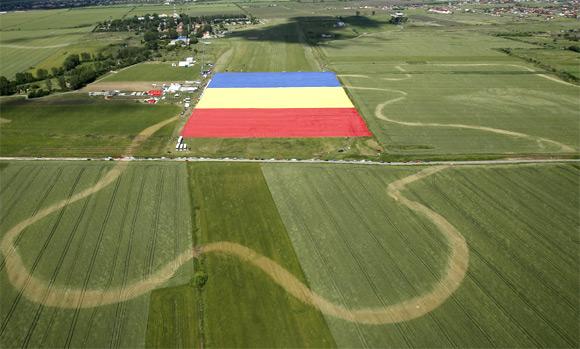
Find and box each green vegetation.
[182,137,383,161]
[0,95,179,157]
[189,162,335,348]
[223,19,318,71]
[102,62,200,82]
[146,281,200,348]
[0,161,193,348]
[0,2,579,348]
[263,162,579,347]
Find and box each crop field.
[101,62,200,82]
[222,19,318,72]
[129,3,243,17]
[317,28,580,157]
[262,162,579,347]
[0,7,133,31]
[0,159,578,348]
[0,5,140,77]
[188,162,334,348]
[509,48,580,79]
[0,1,579,348]
[0,161,193,348]
[0,28,91,77]
[0,95,179,157]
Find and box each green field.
[0,161,193,348]
[262,162,579,347]
[188,162,334,347]
[0,28,92,77]
[0,6,137,77]
[315,26,580,157]
[221,19,319,72]
[509,48,580,79]
[0,2,579,348]
[0,95,179,157]
[1,160,577,348]
[101,62,200,82]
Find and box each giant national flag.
[181,72,372,138]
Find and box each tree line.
[0,45,150,98]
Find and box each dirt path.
[1,116,469,324]
[344,78,576,152]
[0,117,11,124]
[339,66,411,81]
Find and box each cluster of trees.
[0,45,151,97]
[389,15,408,25]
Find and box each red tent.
[147,90,162,97]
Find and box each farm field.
[2,160,576,348]
[223,19,318,72]
[0,1,579,347]
[0,95,179,157]
[509,48,580,79]
[0,28,92,78]
[188,162,335,348]
[262,162,579,347]
[320,28,580,157]
[101,62,200,82]
[130,3,244,17]
[0,161,194,348]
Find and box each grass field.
[0,159,577,348]
[318,27,580,157]
[0,95,179,157]
[101,62,200,82]
[0,28,92,77]
[0,161,194,348]
[188,162,335,347]
[222,19,318,72]
[262,162,579,347]
[0,2,579,347]
[509,48,580,79]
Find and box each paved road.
[0,156,578,167]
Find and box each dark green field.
[0,95,179,157]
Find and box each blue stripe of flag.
[208,72,341,88]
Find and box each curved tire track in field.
[2,116,468,324]
[339,65,411,81]
[344,79,575,152]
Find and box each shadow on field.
[228,15,388,46]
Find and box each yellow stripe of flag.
[196,87,355,109]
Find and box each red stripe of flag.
[180,108,372,138]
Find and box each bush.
[193,271,208,289]
[27,88,50,99]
